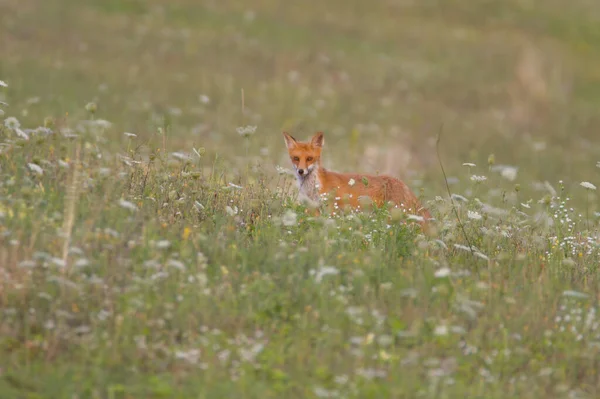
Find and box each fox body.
[283,132,432,224]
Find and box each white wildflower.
[467,210,482,220]
[93,119,112,129]
[434,325,449,336]
[174,349,200,365]
[118,199,138,212]
[4,116,20,130]
[225,205,238,216]
[74,258,90,268]
[0,80,7,87]
[236,125,257,137]
[239,343,264,362]
[123,132,137,138]
[199,94,210,104]
[167,259,186,271]
[28,163,43,175]
[313,387,339,398]
[348,178,356,186]
[156,240,171,249]
[275,165,291,175]
[500,166,518,181]
[470,175,487,182]
[311,266,339,283]
[282,209,297,226]
[580,182,597,191]
[434,267,451,278]
[334,375,349,385]
[462,163,476,167]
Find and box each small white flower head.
[93,119,112,130]
[434,267,451,278]
[467,210,482,220]
[123,132,137,138]
[501,166,518,181]
[0,80,7,87]
[282,209,297,226]
[275,165,294,176]
[236,125,257,138]
[434,325,449,336]
[470,175,487,183]
[311,266,339,283]
[462,163,476,167]
[580,181,597,191]
[199,94,210,104]
[4,116,20,130]
[348,178,356,186]
[28,163,44,175]
[118,199,138,212]
[156,240,171,249]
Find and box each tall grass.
[0,104,599,397]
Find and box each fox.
[283,131,432,228]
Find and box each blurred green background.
[2,0,600,196]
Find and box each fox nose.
[298,169,305,176]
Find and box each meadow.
[1,0,600,397]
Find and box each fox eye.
[293,156,300,162]
[306,157,313,162]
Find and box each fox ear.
[311,132,324,148]
[283,132,298,149]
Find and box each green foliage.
[1,0,600,397]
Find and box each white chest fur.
[296,171,321,205]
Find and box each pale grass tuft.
[61,142,82,271]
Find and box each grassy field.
[1,0,600,397]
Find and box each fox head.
[283,132,324,178]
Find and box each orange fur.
[283,132,432,228]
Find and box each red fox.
[283,131,432,228]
